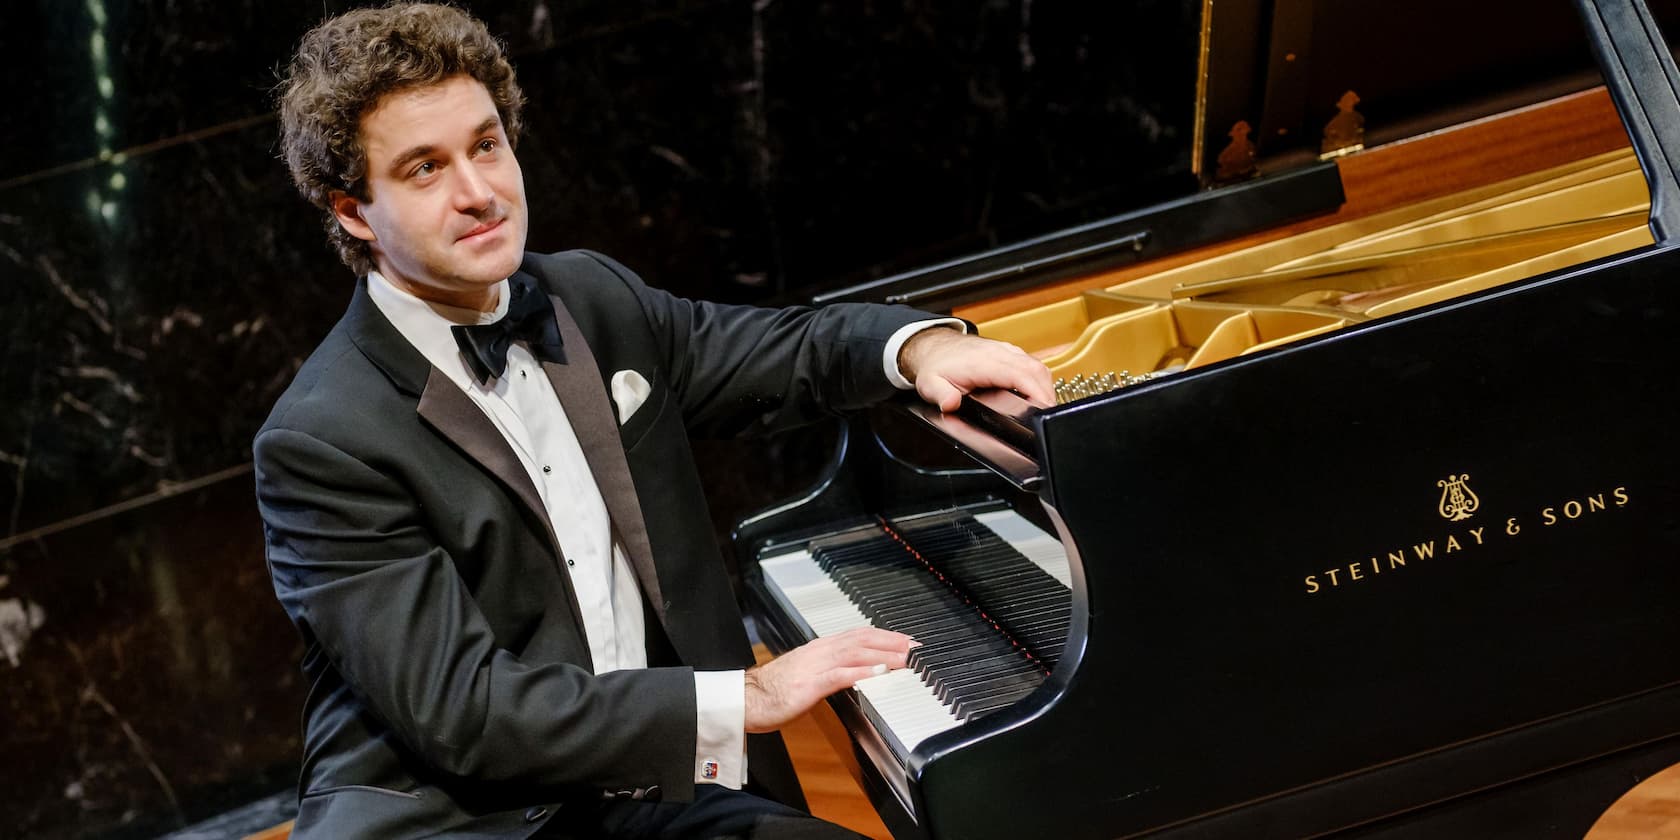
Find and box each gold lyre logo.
[1437,473,1480,521]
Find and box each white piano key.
[760,549,872,638]
[761,508,1065,759]
[855,669,960,751]
[973,509,1072,589]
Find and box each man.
[256,4,1052,838]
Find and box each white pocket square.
[610,369,653,426]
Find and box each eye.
[476,138,498,155]
[412,160,437,178]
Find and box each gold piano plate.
[973,102,1656,389]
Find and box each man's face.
[331,75,528,310]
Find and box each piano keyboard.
[759,506,1071,761]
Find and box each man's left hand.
[899,327,1054,412]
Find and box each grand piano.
[735,1,1680,837]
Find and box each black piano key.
[896,624,981,651]
[1011,609,1074,633]
[902,621,987,644]
[802,513,1072,722]
[935,665,1041,706]
[1017,626,1070,651]
[869,606,974,632]
[906,624,992,653]
[934,665,1034,705]
[832,562,924,581]
[947,667,1043,708]
[914,636,1014,671]
[930,654,1040,698]
[861,586,966,614]
[859,591,968,621]
[941,669,1043,714]
[955,682,1043,721]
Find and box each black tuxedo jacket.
[254,250,931,838]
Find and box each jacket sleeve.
[255,423,698,797]
[578,250,940,439]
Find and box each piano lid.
[1196,0,1680,179]
[892,0,1680,495]
[815,0,1680,314]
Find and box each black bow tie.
[451,275,567,384]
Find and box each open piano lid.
[812,0,1680,315]
[924,0,1680,493]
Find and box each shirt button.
[566,557,576,567]
[520,370,528,379]
[542,465,552,474]
[524,805,549,822]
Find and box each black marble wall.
[0,1,1198,836]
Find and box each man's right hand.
[744,627,915,733]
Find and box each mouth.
[457,217,505,242]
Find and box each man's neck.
[368,270,510,328]
[375,266,501,313]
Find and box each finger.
[821,640,911,671]
[917,375,967,413]
[788,631,900,669]
[837,626,915,648]
[836,663,899,690]
[927,343,1053,408]
[819,635,913,668]
[1013,357,1056,407]
[1001,347,1055,403]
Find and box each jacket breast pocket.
[618,383,668,453]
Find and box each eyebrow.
[386,144,437,177]
[385,117,503,177]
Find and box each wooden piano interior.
[961,87,1651,377]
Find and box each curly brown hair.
[277,2,526,275]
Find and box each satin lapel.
[343,278,429,397]
[540,294,669,627]
[415,369,588,637]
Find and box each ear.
[329,190,376,243]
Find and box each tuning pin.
[1053,377,1071,405]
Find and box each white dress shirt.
[367,269,957,789]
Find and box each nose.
[449,162,493,214]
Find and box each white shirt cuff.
[693,670,748,788]
[883,318,968,390]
